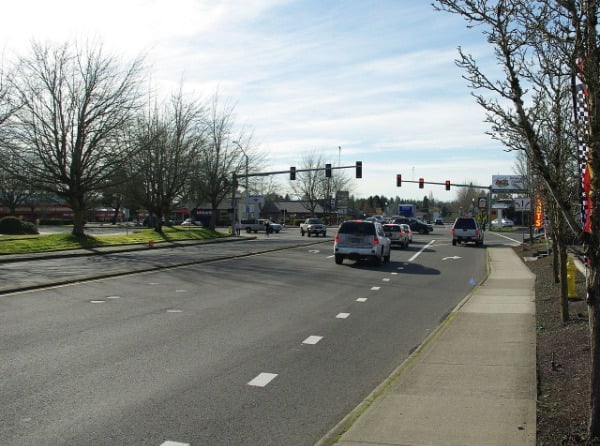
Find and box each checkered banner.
[572,58,593,233]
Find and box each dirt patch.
[516,245,590,445]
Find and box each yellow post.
[567,257,577,299]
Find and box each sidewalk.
[319,246,536,446]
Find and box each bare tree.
[289,151,328,216]
[189,93,251,230]
[128,88,204,231]
[1,40,145,236]
[434,0,600,437]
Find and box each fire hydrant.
[567,257,577,299]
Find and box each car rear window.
[384,225,400,232]
[454,218,476,229]
[339,221,376,235]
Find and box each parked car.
[241,219,282,233]
[435,218,444,225]
[334,220,391,265]
[181,218,200,226]
[383,223,409,248]
[491,218,514,228]
[451,217,484,246]
[400,223,413,243]
[393,217,433,234]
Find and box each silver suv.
[334,220,391,265]
[451,217,484,246]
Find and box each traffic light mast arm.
[399,179,490,189]
[240,164,360,179]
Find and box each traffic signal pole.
[231,162,362,235]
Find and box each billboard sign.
[491,175,527,193]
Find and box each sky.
[0,0,518,202]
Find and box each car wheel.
[323,232,327,237]
[275,230,280,233]
[335,254,343,264]
[301,230,304,236]
[384,251,390,263]
[307,232,311,237]
[420,228,427,234]
[452,239,457,246]
[246,228,252,233]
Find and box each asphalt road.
[1,227,520,445]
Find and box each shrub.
[0,216,39,235]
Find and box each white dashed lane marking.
[336,313,350,319]
[302,335,323,345]
[90,300,106,303]
[248,373,278,387]
[166,309,182,313]
[371,286,380,291]
[160,441,189,446]
[356,298,368,302]
[382,278,390,282]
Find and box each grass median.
[0,226,228,255]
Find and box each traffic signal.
[325,163,332,177]
[396,174,402,187]
[419,178,424,189]
[355,161,362,178]
[445,180,451,191]
[290,166,296,180]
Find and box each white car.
[334,220,391,266]
[491,218,514,228]
[400,223,413,243]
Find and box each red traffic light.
[396,174,402,187]
[445,180,451,191]
[419,178,424,189]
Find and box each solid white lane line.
[248,372,278,387]
[336,313,350,319]
[302,335,323,345]
[356,297,368,302]
[371,286,380,291]
[408,240,435,262]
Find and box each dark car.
[393,217,433,234]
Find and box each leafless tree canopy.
[1,41,145,235]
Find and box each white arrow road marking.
[248,372,278,387]
[442,256,462,260]
[302,335,323,345]
[336,313,350,319]
[356,297,368,302]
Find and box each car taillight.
[475,230,480,236]
[372,237,379,245]
[335,234,339,243]
[451,229,455,235]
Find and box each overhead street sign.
[514,198,531,211]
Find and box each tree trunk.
[558,240,569,324]
[553,237,560,284]
[71,208,86,237]
[589,264,600,439]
